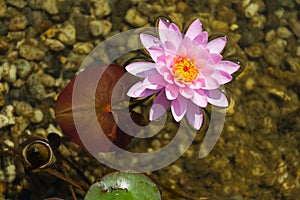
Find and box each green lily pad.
[84,172,161,200]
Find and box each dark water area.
[0,0,300,199]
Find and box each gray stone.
[14,59,32,79]
[0,105,15,129]
[19,39,46,61]
[44,38,65,51]
[58,22,76,45]
[26,73,47,101]
[1,62,17,83]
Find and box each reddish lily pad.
[55,64,145,151]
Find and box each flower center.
[173,57,199,83]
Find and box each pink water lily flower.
[126,19,240,130]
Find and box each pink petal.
[210,53,223,64]
[185,19,203,40]
[150,90,170,120]
[200,77,219,90]
[147,46,165,62]
[163,41,177,57]
[179,87,194,99]
[158,19,169,43]
[211,70,232,84]
[191,89,207,107]
[163,72,174,84]
[143,73,167,89]
[186,102,203,130]
[127,82,148,97]
[126,62,157,77]
[127,82,159,98]
[199,64,214,76]
[140,34,161,48]
[206,37,227,54]
[190,79,204,89]
[166,23,182,50]
[204,89,228,107]
[165,84,179,100]
[193,32,208,46]
[171,96,187,122]
[216,60,240,74]
[139,89,159,98]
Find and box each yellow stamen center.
[173,57,199,83]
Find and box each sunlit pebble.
[30,109,44,123]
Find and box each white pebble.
[245,3,259,18]
[125,8,148,27]
[93,0,111,18]
[30,108,44,123]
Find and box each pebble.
[100,20,112,36]
[1,164,16,183]
[0,82,9,106]
[265,29,276,42]
[137,2,153,16]
[72,12,90,41]
[1,62,17,83]
[245,77,256,91]
[14,59,32,79]
[0,105,15,129]
[12,79,25,88]
[73,42,94,54]
[0,21,8,36]
[40,73,55,87]
[245,42,263,58]
[289,18,300,39]
[217,5,237,24]
[11,116,30,135]
[211,19,229,32]
[7,31,26,41]
[30,108,44,123]
[19,39,46,60]
[8,14,28,31]
[277,27,293,39]
[250,15,265,29]
[29,0,59,15]
[0,0,7,18]
[89,20,111,37]
[89,20,103,37]
[58,22,76,45]
[268,88,291,102]
[176,1,189,14]
[0,39,8,54]
[286,57,300,72]
[92,0,111,18]
[12,101,33,117]
[26,73,47,101]
[245,3,259,18]
[297,46,300,57]
[125,8,148,27]
[44,38,65,51]
[40,25,59,40]
[6,0,27,8]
